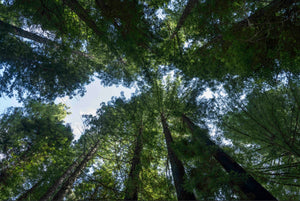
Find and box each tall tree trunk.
[170,0,198,39]
[17,179,42,201]
[39,152,86,201]
[0,19,55,44]
[124,123,143,200]
[160,113,196,200]
[62,0,104,37]
[182,114,277,200]
[0,19,94,60]
[52,141,100,201]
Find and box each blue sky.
[0,78,136,140]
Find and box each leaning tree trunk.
[182,114,277,200]
[170,0,198,39]
[52,141,100,201]
[0,19,94,60]
[17,179,43,201]
[39,152,86,201]
[124,123,143,200]
[62,0,104,36]
[161,113,196,200]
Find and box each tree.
[220,76,300,200]
[52,140,100,201]
[0,0,160,99]
[0,25,94,100]
[0,101,74,200]
[161,113,196,200]
[39,151,86,201]
[124,123,143,200]
[182,114,277,200]
[164,0,299,80]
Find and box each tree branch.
[170,0,198,39]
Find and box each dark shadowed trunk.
[182,114,277,200]
[39,152,86,201]
[52,141,100,201]
[170,0,198,39]
[161,113,196,200]
[17,179,42,201]
[62,0,104,36]
[124,122,143,200]
[0,20,54,44]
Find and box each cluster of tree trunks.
[39,152,86,201]
[37,141,100,201]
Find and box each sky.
[55,79,136,140]
[0,78,136,140]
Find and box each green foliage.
[0,101,74,200]
[0,0,299,200]
[165,0,299,80]
[0,28,94,100]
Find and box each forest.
[0,0,299,200]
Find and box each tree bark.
[161,113,196,200]
[39,152,86,201]
[52,141,100,201]
[182,114,277,200]
[124,123,143,200]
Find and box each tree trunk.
[39,152,86,201]
[17,179,42,201]
[52,141,100,201]
[170,0,198,39]
[182,114,277,200]
[0,19,55,44]
[62,0,104,37]
[124,123,143,200]
[0,19,94,60]
[161,113,196,200]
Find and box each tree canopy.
[0,0,299,200]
